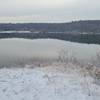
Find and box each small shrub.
[58,49,78,64]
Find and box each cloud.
[0,0,100,22]
[0,0,78,16]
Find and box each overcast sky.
[0,0,100,23]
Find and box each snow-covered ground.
[0,63,100,100]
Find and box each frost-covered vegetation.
[0,62,100,100]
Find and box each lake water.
[0,38,100,66]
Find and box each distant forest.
[0,20,100,44]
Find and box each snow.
[0,63,100,100]
[0,31,31,33]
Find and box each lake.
[0,38,100,66]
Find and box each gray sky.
[0,0,100,23]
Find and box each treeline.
[0,20,100,44]
[0,20,100,33]
[0,32,100,44]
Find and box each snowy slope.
[0,63,100,100]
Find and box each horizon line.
[0,19,100,24]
